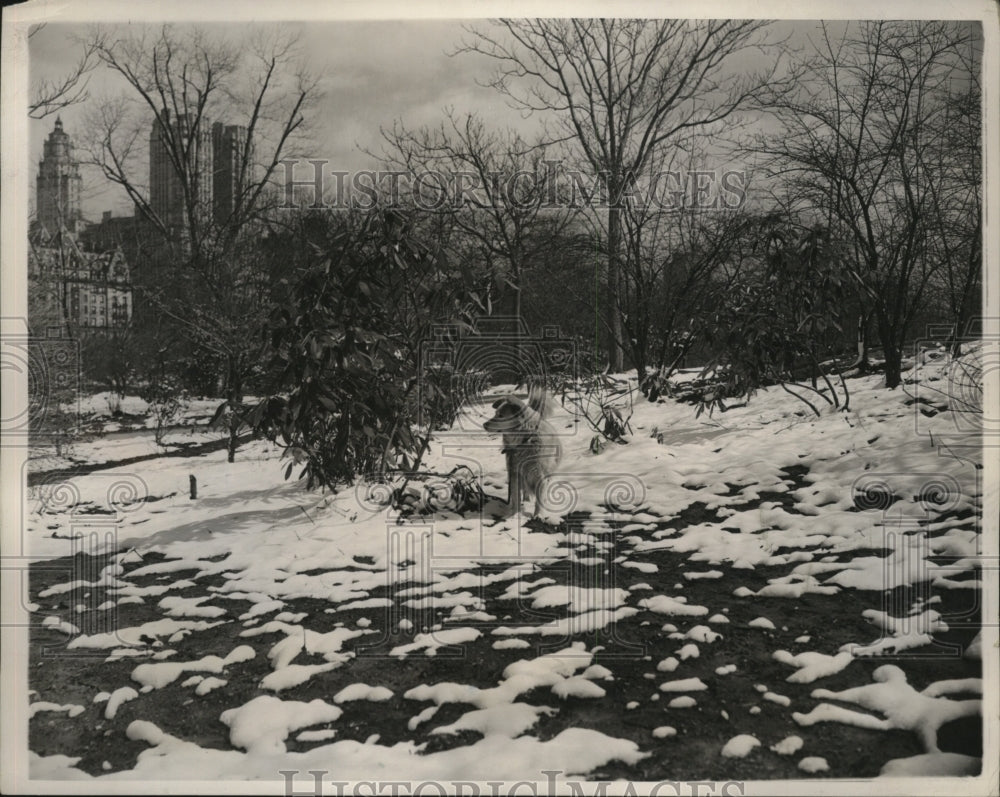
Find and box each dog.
[483,388,561,517]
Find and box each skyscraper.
[212,122,249,225]
[148,109,214,231]
[148,110,250,233]
[36,117,83,235]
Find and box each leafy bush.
[249,211,481,490]
[698,224,851,416]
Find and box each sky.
[27,20,542,220]
[24,16,984,223]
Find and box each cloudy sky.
[24,14,983,222]
[27,19,544,220]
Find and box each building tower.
[148,109,214,232]
[36,117,83,235]
[212,122,249,225]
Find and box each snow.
[407,705,439,731]
[157,595,228,619]
[659,677,709,692]
[879,752,982,777]
[795,665,981,753]
[260,662,340,692]
[432,704,556,737]
[622,560,658,573]
[682,569,723,580]
[68,618,225,650]
[492,638,530,650]
[637,595,709,616]
[772,650,853,683]
[131,645,255,689]
[721,735,761,758]
[552,677,606,699]
[493,606,639,637]
[676,643,699,660]
[333,683,394,703]
[104,687,138,719]
[921,678,982,697]
[390,627,481,657]
[194,677,227,696]
[19,351,990,783]
[847,608,950,656]
[220,696,343,754]
[41,616,80,635]
[296,729,337,743]
[770,735,804,755]
[89,722,648,781]
[30,702,85,719]
[684,624,722,643]
[581,664,613,680]
[798,756,829,773]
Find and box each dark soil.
[27,488,984,781]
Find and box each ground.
[19,351,989,787]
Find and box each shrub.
[249,211,482,490]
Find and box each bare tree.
[379,110,577,325]
[28,24,98,119]
[616,143,757,390]
[756,21,980,388]
[922,60,982,356]
[83,24,318,251]
[458,19,781,372]
[163,235,273,461]
[79,24,321,460]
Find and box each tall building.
[148,110,250,232]
[35,117,83,235]
[148,110,214,231]
[212,122,249,224]
[31,118,134,333]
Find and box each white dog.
[483,388,561,517]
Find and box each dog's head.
[483,396,532,433]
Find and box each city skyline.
[27,20,527,221]
[34,112,252,236]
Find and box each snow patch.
[721,735,760,758]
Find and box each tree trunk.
[513,262,524,382]
[227,366,242,463]
[876,311,903,389]
[883,344,902,389]
[606,206,626,373]
[851,310,871,372]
